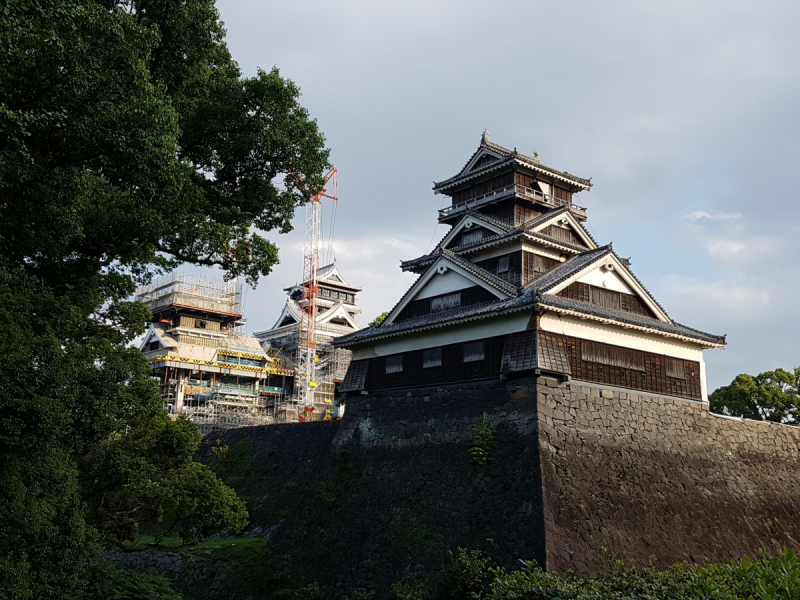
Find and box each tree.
[369,312,390,326]
[0,1,329,597]
[709,368,800,424]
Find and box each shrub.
[468,413,498,467]
[480,547,800,600]
[64,561,181,600]
[436,548,493,599]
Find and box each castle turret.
[255,260,363,420]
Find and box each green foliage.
[345,589,376,600]
[391,580,432,600]
[710,367,800,423]
[80,412,248,548]
[64,561,181,600]
[210,439,253,489]
[395,520,433,553]
[468,413,498,467]
[0,0,328,595]
[369,312,390,326]
[436,548,493,600]
[479,547,800,600]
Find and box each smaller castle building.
[137,272,292,433]
[255,261,363,420]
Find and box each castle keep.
[335,135,726,400]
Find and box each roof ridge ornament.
[532,149,540,164]
[481,129,489,144]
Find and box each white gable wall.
[415,270,475,299]
[576,267,635,294]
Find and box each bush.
[480,547,800,600]
[437,548,493,599]
[65,561,181,600]
[468,414,498,467]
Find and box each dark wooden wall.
[362,335,507,391]
[541,331,702,400]
[558,281,657,318]
[395,286,497,323]
[346,329,702,401]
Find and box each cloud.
[705,236,781,261]
[658,275,769,318]
[683,211,742,221]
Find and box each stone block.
[512,386,529,399]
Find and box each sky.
[210,0,800,391]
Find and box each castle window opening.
[464,341,485,363]
[431,291,461,313]
[666,357,686,379]
[386,355,403,374]
[423,348,442,368]
[498,255,509,274]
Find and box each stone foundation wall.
[109,375,800,596]
[189,378,547,594]
[535,377,800,574]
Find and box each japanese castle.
[335,134,725,401]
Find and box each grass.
[121,535,266,558]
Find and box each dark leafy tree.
[709,368,800,424]
[0,0,329,597]
[369,312,390,326]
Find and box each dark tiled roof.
[462,209,516,232]
[335,294,535,347]
[524,245,614,293]
[338,242,725,348]
[442,249,518,296]
[536,294,725,345]
[399,247,521,295]
[433,139,592,192]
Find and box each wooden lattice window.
[549,226,572,243]
[431,292,461,313]
[581,340,645,372]
[498,255,509,274]
[423,348,442,368]
[666,357,686,379]
[461,229,484,246]
[385,355,403,374]
[590,287,621,310]
[463,341,485,363]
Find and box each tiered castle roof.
[336,137,725,352]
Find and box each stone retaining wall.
[107,375,800,596]
[535,377,800,574]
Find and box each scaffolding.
[136,272,243,316]
[259,333,352,423]
[138,271,289,434]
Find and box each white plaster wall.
[415,269,475,299]
[576,267,635,294]
[540,313,705,360]
[467,242,520,263]
[351,310,533,359]
[521,242,565,261]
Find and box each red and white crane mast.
[297,167,338,421]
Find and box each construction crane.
[297,167,338,422]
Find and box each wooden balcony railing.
[438,184,587,221]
